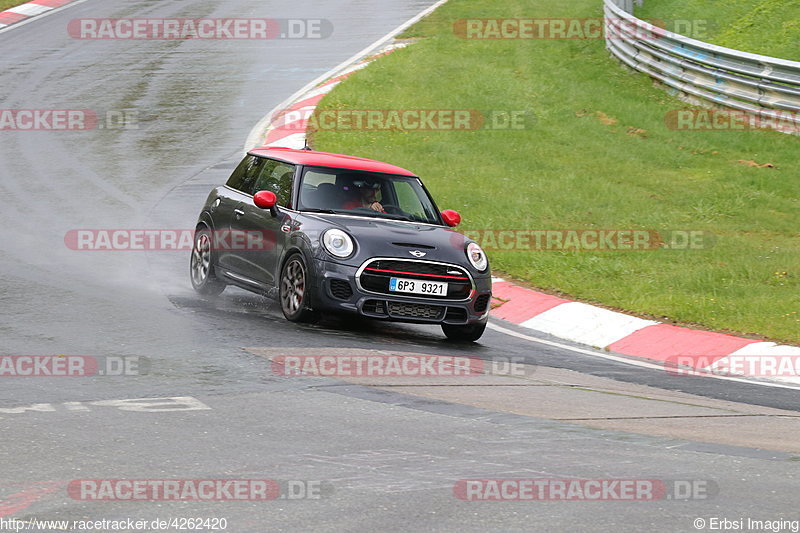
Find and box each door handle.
[233,209,245,218]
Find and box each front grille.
[387,302,444,320]
[359,259,473,300]
[365,259,465,277]
[474,293,491,313]
[329,279,353,300]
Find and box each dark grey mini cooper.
[190,147,491,341]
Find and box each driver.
[342,179,385,213]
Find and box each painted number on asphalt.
[0,396,211,418]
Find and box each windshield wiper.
[300,208,348,214]
[383,214,415,222]
[302,208,422,223]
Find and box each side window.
[253,159,296,208]
[226,155,263,195]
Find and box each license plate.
[389,277,447,296]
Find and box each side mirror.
[254,190,278,216]
[441,209,461,227]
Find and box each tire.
[441,322,486,342]
[279,253,319,323]
[190,228,225,296]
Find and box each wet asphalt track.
[0,1,798,531]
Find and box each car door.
[229,158,296,287]
[214,155,262,276]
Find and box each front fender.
[277,232,316,284]
[195,211,215,232]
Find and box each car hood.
[302,213,477,268]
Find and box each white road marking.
[90,396,211,412]
[0,396,211,418]
[267,132,306,149]
[289,81,339,103]
[0,403,56,414]
[487,321,800,391]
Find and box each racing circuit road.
[0,1,798,531]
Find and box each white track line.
[487,321,800,391]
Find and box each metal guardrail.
[603,0,800,129]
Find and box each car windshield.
[297,166,443,224]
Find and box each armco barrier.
[603,0,800,130]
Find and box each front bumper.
[312,259,491,325]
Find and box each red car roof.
[249,147,417,176]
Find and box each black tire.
[279,253,319,323]
[441,322,486,342]
[190,228,225,296]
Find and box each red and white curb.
[491,277,800,387]
[0,0,81,30]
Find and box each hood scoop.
[392,242,436,249]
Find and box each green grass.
[0,0,27,11]
[636,0,800,60]
[312,0,800,344]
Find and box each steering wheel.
[381,205,404,215]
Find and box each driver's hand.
[370,202,384,213]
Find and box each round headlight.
[466,242,488,271]
[322,229,355,258]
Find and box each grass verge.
[0,0,28,11]
[312,0,800,344]
[636,0,800,61]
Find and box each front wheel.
[441,322,486,342]
[190,228,225,296]
[279,254,319,323]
